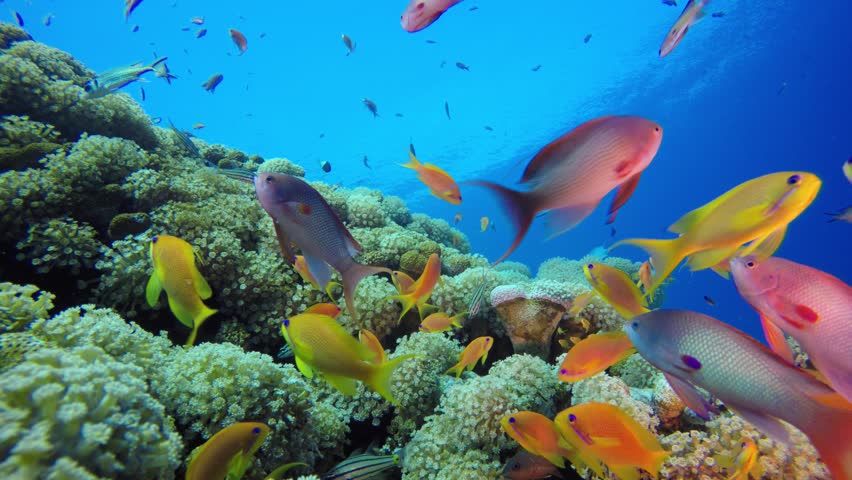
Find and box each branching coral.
[0,282,55,333]
[16,217,103,275]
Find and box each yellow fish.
[582,263,649,319]
[558,331,636,382]
[146,234,217,347]
[418,311,466,333]
[400,151,462,204]
[390,253,442,322]
[446,336,493,377]
[724,438,760,480]
[281,312,414,404]
[500,411,585,470]
[390,270,416,295]
[480,216,489,232]
[611,172,821,295]
[554,402,669,480]
[186,422,270,480]
[293,254,340,299]
[359,328,386,364]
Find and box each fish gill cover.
[0,1,850,480]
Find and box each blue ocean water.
[11,0,851,341]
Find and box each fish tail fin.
[464,180,534,265]
[610,237,687,296]
[806,406,852,480]
[149,56,168,69]
[367,354,418,405]
[341,262,391,325]
[445,361,464,378]
[185,305,217,347]
[400,151,421,170]
[389,293,416,323]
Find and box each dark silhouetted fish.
[362,98,378,117]
[341,33,355,55]
[444,101,451,119]
[456,61,470,71]
[202,73,223,93]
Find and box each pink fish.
[659,0,709,57]
[626,309,852,480]
[253,173,390,323]
[229,28,248,55]
[730,256,852,402]
[401,0,463,33]
[469,115,663,264]
[124,0,143,21]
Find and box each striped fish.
[467,271,489,317]
[322,450,401,480]
[168,119,201,158]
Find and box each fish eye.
[560,368,567,374]
[746,261,755,268]
[416,2,425,9]
[631,321,639,330]
[741,441,747,447]
[265,175,274,183]
[787,174,800,185]
[283,319,290,327]
[252,427,261,434]
[654,126,661,132]
[485,338,490,343]
[152,236,159,243]
[587,264,594,269]
[512,463,521,470]
[508,417,516,423]
[568,413,577,423]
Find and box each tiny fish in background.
[531,64,542,72]
[610,226,616,237]
[400,152,462,205]
[400,0,463,33]
[456,61,470,71]
[362,97,378,117]
[722,438,759,480]
[42,13,54,27]
[662,0,677,6]
[467,272,488,317]
[703,295,715,306]
[843,157,852,183]
[229,28,248,54]
[196,28,207,39]
[395,112,404,117]
[469,6,479,11]
[363,155,371,169]
[132,24,139,32]
[320,160,331,173]
[192,123,205,130]
[168,119,201,158]
[341,33,355,55]
[444,100,451,119]
[185,422,269,480]
[190,16,204,25]
[259,32,267,39]
[711,10,726,18]
[202,73,223,93]
[426,39,438,44]
[419,311,466,333]
[453,213,462,225]
[140,86,146,101]
[11,10,23,26]
[583,33,592,43]
[659,0,709,58]
[484,125,494,131]
[180,26,190,32]
[480,216,489,232]
[124,0,143,21]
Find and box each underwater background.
[1,0,851,479]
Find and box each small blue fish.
[84,57,168,99]
[12,10,23,27]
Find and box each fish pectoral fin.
[608,464,642,480]
[543,202,599,240]
[324,373,359,396]
[759,314,795,363]
[273,223,296,261]
[663,372,718,420]
[294,356,314,378]
[588,435,622,448]
[303,254,333,292]
[191,266,213,300]
[145,273,162,307]
[685,245,740,272]
[607,173,642,224]
[726,404,793,446]
[739,226,787,261]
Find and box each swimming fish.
[724,438,759,480]
[196,28,207,39]
[583,33,592,43]
[400,151,462,204]
[168,119,201,158]
[711,10,726,18]
[582,263,649,319]
[230,28,248,54]
[186,422,270,480]
[359,329,386,364]
[124,0,143,21]
[132,25,139,33]
[611,172,821,296]
[202,73,224,93]
[484,125,494,131]
[703,295,715,306]
[662,0,677,6]
[281,312,414,403]
[42,13,53,27]
[469,115,663,265]
[501,450,567,479]
[341,33,356,55]
[844,157,852,183]
[140,86,146,101]
[453,213,463,225]
[389,253,441,322]
[84,57,169,99]
[363,156,371,169]
[553,402,669,480]
[826,206,852,223]
[362,98,379,117]
[625,309,852,480]
[419,311,466,333]
[455,61,470,71]
[500,412,579,469]
[557,331,636,383]
[192,123,205,130]
[637,260,653,295]
[146,234,217,347]
[293,255,341,298]
[400,0,463,33]
[391,270,416,295]
[253,173,390,323]
[446,336,492,377]
[444,100,451,119]
[322,449,402,480]
[320,160,332,173]
[467,273,488,317]
[730,256,852,402]
[190,16,204,25]
[659,0,709,58]
[480,217,489,232]
[153,59,177,84]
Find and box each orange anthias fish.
[723,438,760,480]
[480,216,489,232]
[304,302,342,319]
[391,270,416,295]
[400,0,463,33]
[612,172,821,296]
[293,254,341,299]
[446,336,493,377]
[469,115,663,265]
[659,0,710,57]
[400,151,462,204]
[186,422,270,480]
[419,311,466,333]
[730,256,852,402]
[558,331,636,383]
[145,234,217,346]
[390,253,441,322]
[453,212,462,225]
[229,28,248,55]
[582,263,649,319]
[637,260,653,295]
[500,412,582,469]
[253,173,390,324]
[554,402,669,480]
[626,309,852,480]
[359,329,386,364]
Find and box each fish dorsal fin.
[521,116,615,183]
[663,372,719,419]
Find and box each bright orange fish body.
[390,253,441,321]
[400,151,462,204]
[446,336,493,377]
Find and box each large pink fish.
[625,309,852,480]
[469,115,663,264]
[253,173,390,323]
[659,0,709,57]
[400,0,463,33]
[730,256,852,402]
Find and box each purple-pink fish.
[124,0,143,21]
[659,0,709,57]
[468,115,663,264]
[401,0,463,33]
[253,173,390,323]
[730,256,852,402]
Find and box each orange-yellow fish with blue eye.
[419,311,466,333]
[390,253,442,322]
[480,216,490,232]
[582,262,649,319]
[500,411,589,471]
[446,336,493,377]
[724,438,760,480]
[558,331,636,383]
[186,422,270,480]
[359,328,386,364]
[146,234,217,347]
[391,270,416,295]
[400,151,462,204]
